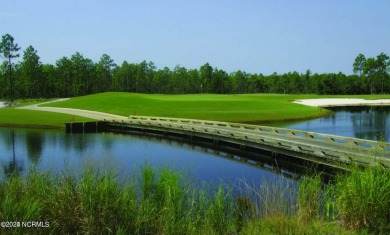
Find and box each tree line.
[1,33,389,100]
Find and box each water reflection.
[347,106,389,141]
[2,131,23,178]
[0,127,335,190]
[2,106,387,183]
[0,128,296,186]
[282,106,390,142]
[26,131,43,163]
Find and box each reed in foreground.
[0,164,381,234]
[335,166,390,234]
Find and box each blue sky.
[1,0,389,75]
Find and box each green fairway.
[0,108,93,128]
[44,92,330,123]
[2,92,390,128]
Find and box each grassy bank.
[43,92,332,123]
[42,92,390,123]
[0,109,92,129]
[0,165,388,234]
[0,100,93,128]
[2,93,390,127]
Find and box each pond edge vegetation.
[0,164,388,234]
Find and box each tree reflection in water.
[3,131,23,178]
[281,106,389,142]
[26,131,43,163]
[348,106,389,142]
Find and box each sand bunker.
[293,98,390,107]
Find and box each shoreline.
[1,96,390,129]
[0,123,61,129]
[294,98,390,107]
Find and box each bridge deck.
[67,115,390,169]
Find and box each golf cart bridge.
[66,115,390,170]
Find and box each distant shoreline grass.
[0,108,93,129]
[1,164,387,234]
[1,92,390,128]
[0,98,93,128]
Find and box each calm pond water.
[281,106,390,142]
[0,106,388,185]
[0,128,284,186]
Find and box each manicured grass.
[42,92,390,123]
[2,93,390,127]
[42,92,333,123]
[0,108,93,128]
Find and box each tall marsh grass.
[335,166,390,234]
[0,164,386,234]
[298,174,321,224]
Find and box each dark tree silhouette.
[0,34,20,105]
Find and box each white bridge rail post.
[115,115,390,168]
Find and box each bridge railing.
[125,115,390,152]
[101,115,390,168]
